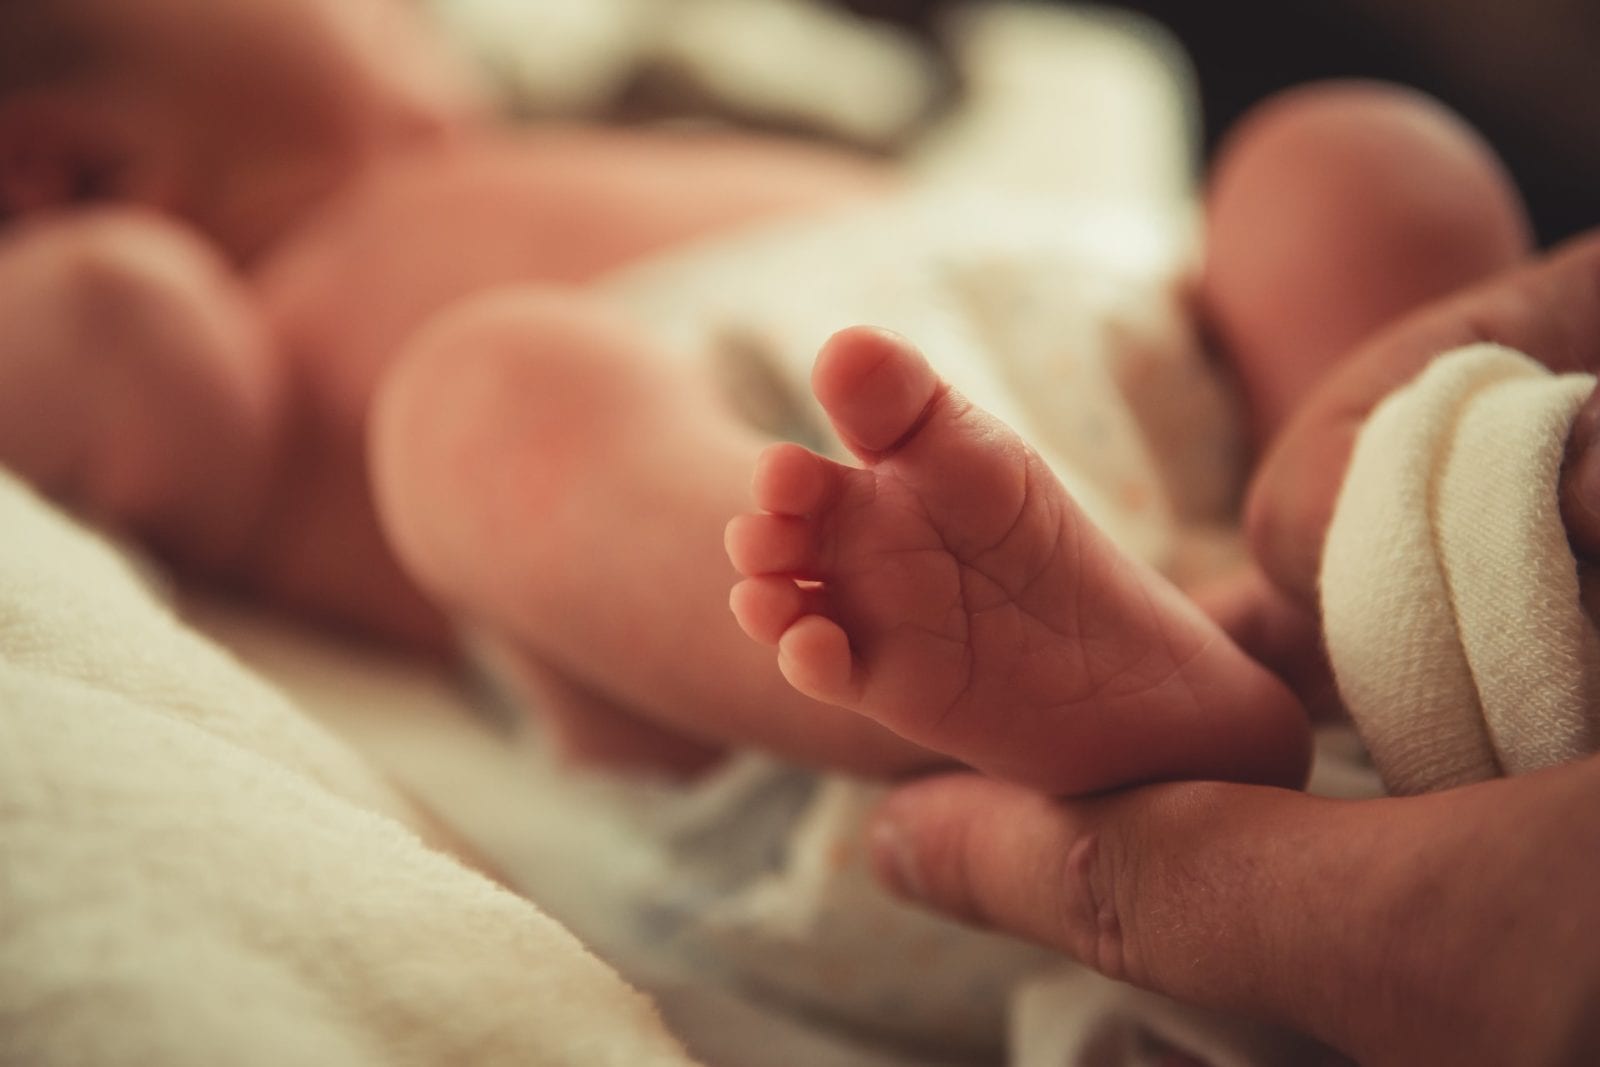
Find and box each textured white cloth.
[1322,344,1600,794]
[607,188,1234,576]
[0,472,697,1067]
[426,0,937,144]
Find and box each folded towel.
[1321,344,1600,794]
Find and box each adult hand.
[1197,232,1600,710]
[1249,230,1600,607]
[869,762,1600,1064]
[867,231,1600,1064]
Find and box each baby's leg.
[728,327,1310,794]
[1206,82,1532,445]
[472,634,726,778]
[371,289,938,777]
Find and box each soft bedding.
[0,470,697,1067]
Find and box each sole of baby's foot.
[727,327,1310,793]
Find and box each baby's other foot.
[728,328,1308,792]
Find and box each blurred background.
[1081,0,1600,247]
[857,0,1600,246]
[426,0,1600,246]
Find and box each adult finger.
[869,767,1600,1065]
[1248,232,1600,608]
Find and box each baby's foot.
[728,328,1308,792]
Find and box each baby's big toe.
[812,327,942,460]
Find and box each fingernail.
[868,815,927,901]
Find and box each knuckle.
[1050,820,1143,985]
[1056,783,1241,990]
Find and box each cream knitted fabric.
[1321,344,1600,794]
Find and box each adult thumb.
[868,769,1600,1065]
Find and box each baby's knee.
[1210,81,1530,276]
[375,288,628,463]
[1205,82,1533,441]
[370,288,636,589]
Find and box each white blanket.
[0,472,696,1067]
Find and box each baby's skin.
[727,327,1309,790]
[373,82,1528,782]
[710,83,1530,793]
[0,0,1531,783]
[241,127,890,649]
[0,0,889,650]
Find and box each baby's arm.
[0,209,286,572]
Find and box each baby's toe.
[812,327,941,459]
[777,614,859,706]
[729,576,817,645]
[752,442,838,515]
[725,513,816,577]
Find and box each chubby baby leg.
[371,288,938,776]
[1206,81,1531,445]
[728,327,1310,794]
